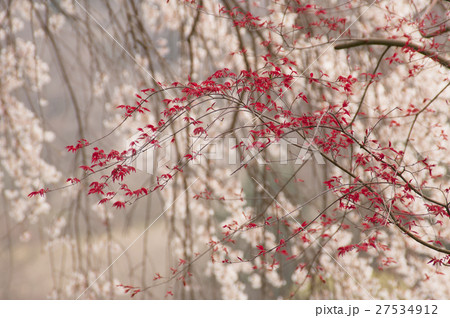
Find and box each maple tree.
[1,0,449,299]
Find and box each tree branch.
[335,38,450,69]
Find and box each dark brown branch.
[335,38,450,69]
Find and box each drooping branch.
[421,24,450,38]
[335,38,450,69]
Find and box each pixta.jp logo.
[124,132,324,175]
